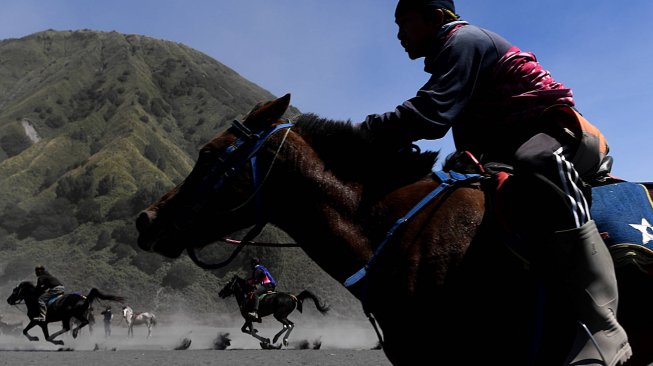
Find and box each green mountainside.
[0,30,362,322]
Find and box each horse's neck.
[264,149,378,283]
[23,287,40,307]
[234,283,248,307]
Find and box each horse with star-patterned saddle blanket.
[591,181,653,272]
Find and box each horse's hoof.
[283,339,289,347]
[72,330,78,338]
[29,337,39,342]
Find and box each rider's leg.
[513,133,631,366]
[248,286,267,319]
[35,292,49,322]
[247,293,260,319]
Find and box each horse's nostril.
[136,211,153,233]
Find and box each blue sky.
[1,1,651,181]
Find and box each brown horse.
[136,94,653,365]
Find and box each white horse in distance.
[121,305,156,338]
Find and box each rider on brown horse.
[357,1,631,364]
[34,265,64,322]
[246,258,277,320]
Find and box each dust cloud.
[0,310,379,351]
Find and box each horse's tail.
[151,313,157,327]
[86,288,125,306]
[295,290,329,314]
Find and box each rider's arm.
[35,277,45,292]
[360,26,501,147]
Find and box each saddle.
[439,151,653,274]
[46,294,64,306]
[46,291,85,307]
[486,171,653,273]
[257,291,276,300]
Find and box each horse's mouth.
[136,209,185,257]
[137,233,185,258]
[138,227,221,259]
[136,211,238,260]
[137,227,186,258]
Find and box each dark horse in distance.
[7,281,124,345]
[135,94,653,365]
[218,275,329,348]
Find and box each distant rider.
[34,265,65,322]
[246,258,277,320]
[101,306,113,337]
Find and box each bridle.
[9,284,26,306]
[8,284,30,316]
[182,119,295,269]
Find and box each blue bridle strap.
[344,170,482,288]
[209,122,293,194]
[186,121,293,270]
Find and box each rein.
[218,237,299,247]
[186,120,294,269]
[344,170,483,289]
[343,170,483,348]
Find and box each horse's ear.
[242,93,291,130]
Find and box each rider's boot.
[553,220,632,366]
[247,296,259,320]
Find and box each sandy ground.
[0,349,390,366]
[0,319,391,365]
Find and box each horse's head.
[6,281,35,305]
[136,94,292,260]
[218,276,241,299]
[122,305,132,319]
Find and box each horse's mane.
[292,113,439,190]
[233,275,249,287]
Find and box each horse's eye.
[199,149,213,158]
[197,149,217,163]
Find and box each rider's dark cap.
[395,0,455,16]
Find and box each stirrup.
[578,321,608,365]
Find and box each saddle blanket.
[592,181,653,253]
[46,294,63,306]
[258,291,276,300]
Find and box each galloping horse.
[121,305,156,338]
[218,275,329,348]
[135,94,653,365]
[6,281,124,345]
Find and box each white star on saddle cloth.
[629,218,653,244]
